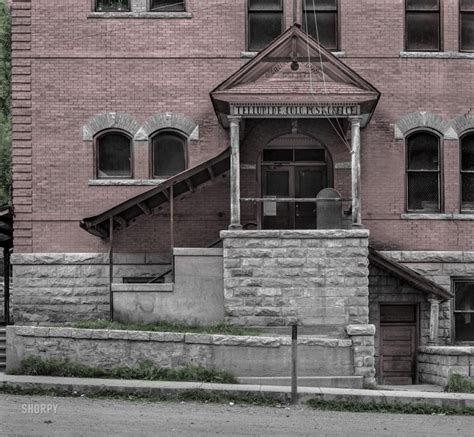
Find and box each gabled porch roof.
[211,24,380,127]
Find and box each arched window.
[461,133,474,211]
[152,131,187,178]
[96,132,132,179]
[406,131,441,212]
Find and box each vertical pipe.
[293,0,298,25]
[350,117,362,227]
[291,324,298,404]
[170,185,174,250]
[228,116,242,230]
[3,247,10,325]
[109,218,114,321]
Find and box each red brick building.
[8,0,474,385]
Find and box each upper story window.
[405,0,441,51]
[461,0,474,51]
[96,132,132,179]
[152,131,187,178]
[95,0,131,12]
[453,279,474,342]
[406,131,441,213]
[302,0,338,51]
[461,133,474,211]
[149,0,186,12]
[248,0,284,51]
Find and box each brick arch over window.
[82,112,140,141]
[394,112,450,139]
[142,113,199,141]
[451,114,474,138]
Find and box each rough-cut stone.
[346,324,376,336]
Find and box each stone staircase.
[0,327,6,372]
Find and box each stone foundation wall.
[11,253,171,324]
[418,346,474,387]
[221,229,370,330]
[0,280,4,323]
[6,326,356,379]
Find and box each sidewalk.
[2,373,474,409]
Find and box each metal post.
[291,324,298,404]
[3,247,10,325]
[170,185,174,250]
[109,217,114,321]
[228,116,242,230]
[350,117,362,227]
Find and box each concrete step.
[236,376,363,389]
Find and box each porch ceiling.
[369,248,453,301]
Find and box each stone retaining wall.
[221,229,370,331]
[6,326,355,379]
[11,253,171,324]
[418,346,474,386]
[0,281,3,323]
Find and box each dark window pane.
[461,0,474,11]
[303,12,337,49]
[455,313,474,341]
[295,149,326,161]
[406,0,439,10]
[249,0,282,11]
[407,133,439,170]
[265,171,289,196]
[461,13,474,51]
[97,133,131,178]
[248,12,282,50]
[95,0,130,12]
[462,135,474,170]
[153,133,186,177]
[150,0,185,12]
[462,174,474,209]
[455,282,474,311]
[407,172,439,211]
[303,0,337,11]
[298,170,324,197]
[263,149,293,161]
[406,12,439,50]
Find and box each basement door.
[379,304,418,385]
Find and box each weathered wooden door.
[379,305,417,385]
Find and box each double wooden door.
[262,165,327,229]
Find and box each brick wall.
[10,0,474,254]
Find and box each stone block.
[149,332,184,343]
[185,334,213,344]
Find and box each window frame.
[94,0,131,12]
[301,0,340,51]
[405,129,443,213]
[148,0,186,12]
[451,277,474,344]
[246,0,285,52]
[150,129,188,179]
[460,0,474,52]
[404,0,442,52]
[460,131,474,212]
[94,129,134,180]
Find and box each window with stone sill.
[302,0,339,51]
[149,0,186,12]
[405,0,441,52]
[95,0,131,12]
[461,133,474,211]
[96,132,133,179]
[461,0,474,52]
[248,0,284,51]
[406,131,441,213]
[453,280,474,342]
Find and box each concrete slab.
[2,374,474,409]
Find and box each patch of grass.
[446,373,474,394]
[72,320,262,336]
[11,357,237,384]
[0,384,283,407]
[306,398,474,416]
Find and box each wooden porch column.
[350,117,363,227]
[229,116,242,230]
[428,297,440,345]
